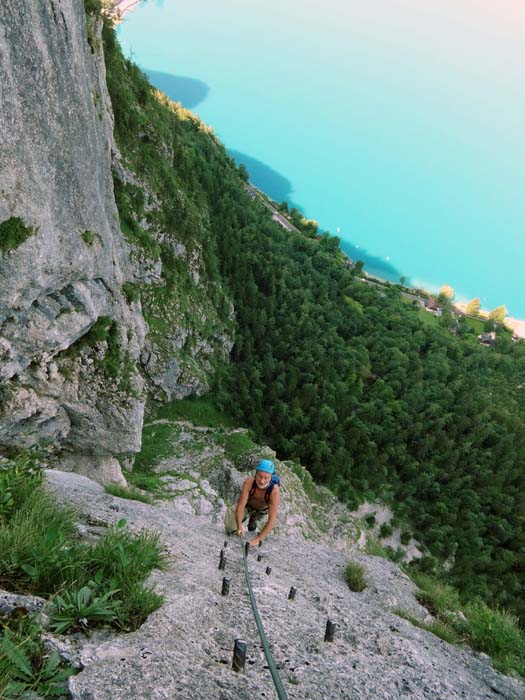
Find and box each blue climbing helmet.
[256,459,275,474]
[250,460,281,502]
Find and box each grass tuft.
[396,572,525,678]
[0,217,36,253]
[345,561,367,592]
[105,483,153,504]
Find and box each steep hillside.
[1,0,525,640]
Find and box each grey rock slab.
[0,590,47,618]
[43,470,525,700]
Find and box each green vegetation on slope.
[0,216,36,253]
[99,16,525,624]
[0,452,165,696]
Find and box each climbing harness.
[240,538,289,700]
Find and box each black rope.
[241,539,289,699]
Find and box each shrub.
[400,530,411,545]
[379,522,393,538]
[0,217,36,253]
[345,561,366,592]
[364,513,376,528]
[122,281,141,304]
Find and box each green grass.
[133,422,182,472]
[345,561,367,592]
[0,217,36,253]
[416,307,441,327]
[463,316,485,334]
[154,396,235,428]
[223,431,257,465]
[364,534,389,557]
[104,483,153,504]
[291,462,323,503]
[81,230,98,246]
[0,454,165,633]
[397,572,525,678]
[124,469,167,494]
[393,608,464,645]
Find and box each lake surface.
[118,0,525,317]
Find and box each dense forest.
[97,7,525,623]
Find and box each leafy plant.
[50,586,121,634]
[0,627,74,698]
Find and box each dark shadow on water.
[229,150,406,283]
[340,240,406,284]
[144,69,210,110]
[228,149,303,211]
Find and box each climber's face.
[255,470,272,489]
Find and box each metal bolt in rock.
[232,639,247,672]
[288,586,297,600]
[223,540,228,548]
[221,577,231,596]
[324,619,336,642]
[265,566,272,576]
[257,554,262,562]
[218,551,227,570]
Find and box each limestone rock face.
[44,468,525,700]
[0,0,145,462]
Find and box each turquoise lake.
[118,0,525,317]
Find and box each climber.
[224,459,281,547]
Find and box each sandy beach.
[113,0,142,20]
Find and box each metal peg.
[265,566,272,576]
[223,540,228,548]
[232,639,247,672]
[288,586,297,600]
[218,551,226,570]
[324,619,336,642]
[221,577,230,596]
[257,554,262,562]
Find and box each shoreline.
[112,0,142,20]
[113,2,524,338]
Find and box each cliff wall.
[0,0,232,480]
